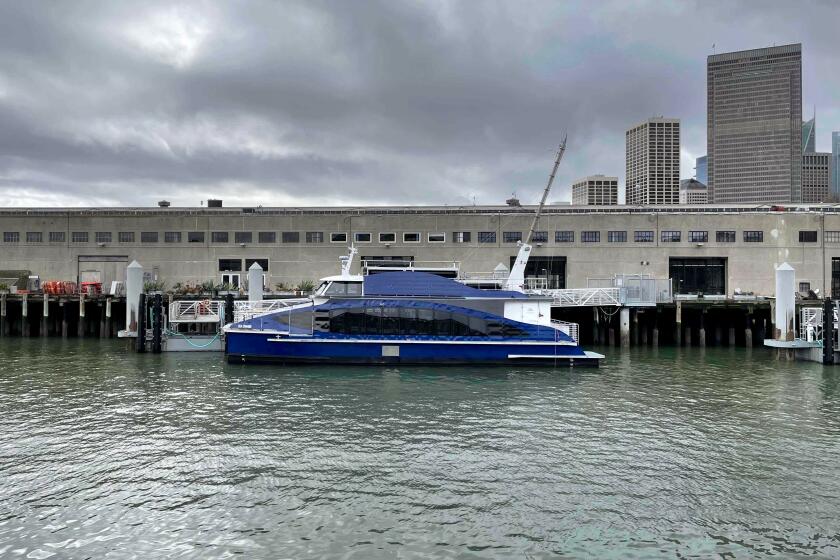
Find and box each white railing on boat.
[551,319,579,342]
[233,298,311,322]
[168,300,225,323]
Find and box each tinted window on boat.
[325,306,527,337]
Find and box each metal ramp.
[169,300,225,323]
[530,287,624,307]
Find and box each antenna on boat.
[340,246,358,277]
[505,134,567,292]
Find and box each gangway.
[529,287,624,307]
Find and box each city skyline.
[0,2,838,207]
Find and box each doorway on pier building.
[832,258,840,298]
[669,257,726,295]
[509,256,566,290]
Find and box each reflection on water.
[1,339,840,558]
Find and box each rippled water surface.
[2,339,840,558]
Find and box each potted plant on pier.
[295,279,315,296]
[0,283,8,295]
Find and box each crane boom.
[526,134,567,244]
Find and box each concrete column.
[60,301,68,338]
[651,310,659,348]
[21,294,28,337]
[105,298,112,338]
[99,302,106,338]
[608,328,615,347]
[774,263,795,340]
[685,325,692,347]
[619,307,630,348]
[714,326,722,346]
[675,301,682,346]
[698,308,706,347]
[41,293,49,337]
[78,294,86,338]
[632,309,639,346]
[745,313,753,348]
[641,319,648,346]
[728,326,736,346]
[592,308,599,344]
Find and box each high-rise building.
[572,175,618,205]
[832,132,840,199]
[696,155,708,184]
[625,117,680,205]
[707,44,802,203]
[679,179,708,204]
[802,117,816,153]
[801,153,831,203]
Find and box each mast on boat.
[504,135,567,292]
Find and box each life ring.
[198,299,211,314]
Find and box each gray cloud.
[0,0,837,207]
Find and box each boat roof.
[363,271,526,299]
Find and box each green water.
[1,339,839,558]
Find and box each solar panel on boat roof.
[363,271,526,298]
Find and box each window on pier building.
[688,231,708,243]
[211,231,229,243]
[234,231,252,244]
[3,232,19,243]
[281,232,299,243]
[478,231,496,243]
[403,232,421,243]
[141,232,158,243]
[634,231,653,243]
[49,232,65,243]
[743,231,763,243]
[531,231,548,243]
[330,232,347,243]
[452,231,471,243]
[187,231,204,243]
[26,232,42,243]
[118,232,134,243]
[661,230,681,242]
[716,231,736,243]
[354,232,372,243]
[71,232,88,243]
[95,232,112,243]
[218,259,242,272]
[379,232,396,243]
[503,231,522,243]
[164,231,182,243]
[259,231,277,243]
[799,230,818,243]
[608,231,627,243]
[306,232,324,243]
[555,231,574,243]
[428,232,445,243]
[825,231,840,243]
[581,231,600,243]
[799,282,811,294]
[245,258,269,271]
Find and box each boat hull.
[225,332,601,367]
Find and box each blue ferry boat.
[224,253,603,367]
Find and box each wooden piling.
[61,301,68,338]
[21,294,29,337]
[78,294,85,338]
[0,293,6,337]
[728,326,736,346]
[675,301,682,346]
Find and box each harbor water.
[2,340,840,558]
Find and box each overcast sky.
[0,1,837,208]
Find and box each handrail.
[168,300,224,323]
[233,298,311,322]
[551,319,579,342]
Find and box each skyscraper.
[802,117,816,154]
[801,152,830,203]
[832,132,840,200]
[572,175,618,205]
[625,117,680,205]
[707,44,802,203]
[696,155,708,184]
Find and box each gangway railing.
[529,287,624,307]
[234,298,311,322]
[551,319,579,342]
[800,306,839,346]
[168,300,224,323]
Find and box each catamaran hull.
[225,332,602,366]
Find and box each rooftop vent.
[208,199,223,208]
[158,200,170,207]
